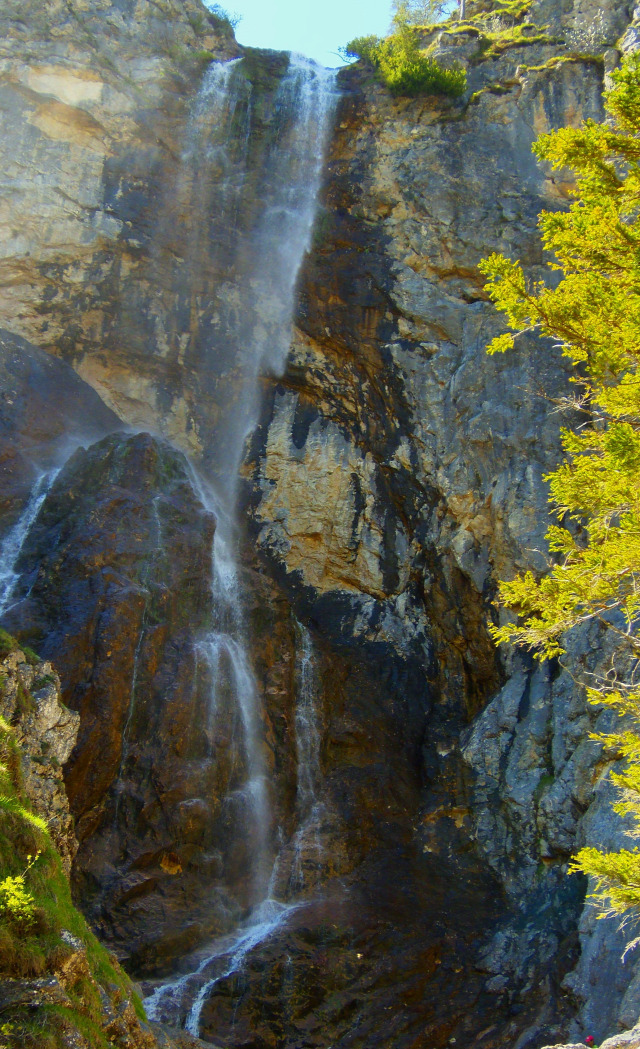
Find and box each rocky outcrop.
[543,1021,640,1049]
[0,328,123,539]
[0,640,79,873]
[0,0,241,457]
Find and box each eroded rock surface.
[0,328,122,538]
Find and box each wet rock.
[0,329,122,537]
[240,6,632,1045]
[1,431,224,967]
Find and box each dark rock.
[0,329,122,537]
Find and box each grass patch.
[519,52,605,73]
[0,632,39,667]
[0,632,18,660]
[470,22,558,61]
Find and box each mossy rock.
[0,717,145,1048]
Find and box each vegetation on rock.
[479,54,640,924]
[343,19,467,97]
[391,0,458,24]
[204,1,240,31]
[343,0,566,98]
[0,644,146,1049]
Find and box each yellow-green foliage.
[0,865,38,931]
[344,21,466,97]
[488,0,534,19]
[571,847,640,920]
[0,708,145,1048]
[479,54,640,922]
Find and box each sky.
[213,0,393,68]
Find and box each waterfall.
[188,52,337,899]
[144,52,337,1032]
[144,897,297,1032]
[289,622,325,893]
[194,53,339,506]
[0,468,60,617]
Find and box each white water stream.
[144,53,337,1034]
[289,622,325,892]
[0,468,60,617]
[144,896,298,1032]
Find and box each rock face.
[0,328,123,539]
[2,430,237,970]
[0,643,79,873]
[0,0,639,1047]
[0,639,217,1049]
[543,1020,640,1049]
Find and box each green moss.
[193,49,215,66]
[474,23,558,61]
[0,631,38,667]
[22,647,40,668]
[490,0,533,19]
[468,79,515,104]
[2,1003,112,1049]
[520,52,605,72]
[533,772,554,805]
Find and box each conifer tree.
[479,55,640,920]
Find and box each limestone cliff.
[0,0,638,1047]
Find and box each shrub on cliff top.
[480,54,640,926]
[391,0,457,26]
[343,20,466,97]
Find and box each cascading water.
[144,52,338,1031]
[0,468,60,616]
[289,622,325,893]
[144,896,297,1034]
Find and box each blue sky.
[213,0,393,68]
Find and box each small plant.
[187,11,205,34]
[0,853,41,931]
[205,2,241,30]
[15,681,35,718]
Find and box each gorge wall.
[0,0,638,1046]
